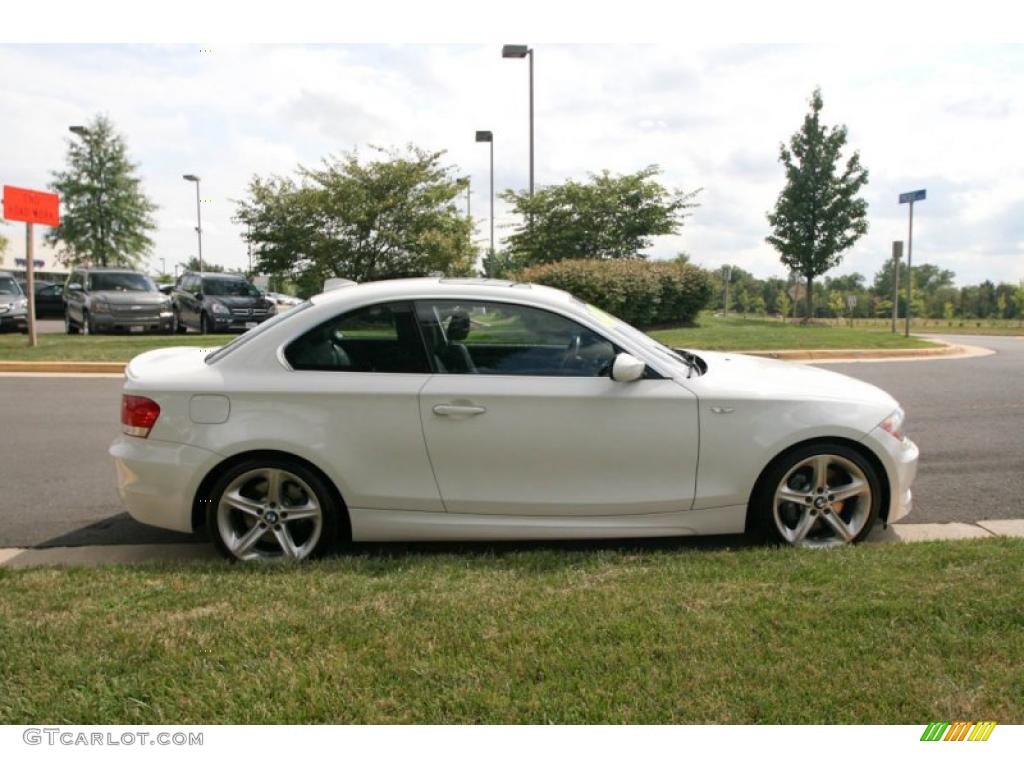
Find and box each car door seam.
[416,374,450,513]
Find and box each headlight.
[880,408,906,441]
[14,298,28,310]
[211,302,230,315]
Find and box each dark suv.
[64,267,174,335]
[171,271,276,334]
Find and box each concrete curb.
[1,520,1021,567]
[0,337,980,374]
[0,360,126,374]
[744,336,966,362]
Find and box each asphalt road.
[0,334,1020,548]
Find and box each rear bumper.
[110,436,222,533]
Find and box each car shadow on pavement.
[34,512,206,549]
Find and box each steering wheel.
[560,334,582,370]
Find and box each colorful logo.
[921,721,996,741]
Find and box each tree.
[776,291,792,319]
[235,145,475,285]
[828,290,846,319]
[46,115,157,268]
[766,89,869,319]
[501,166,699,267]
[178,256,225,273]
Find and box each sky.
[1,43,1022,286]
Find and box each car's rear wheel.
[207,458,339,562]
[754,442,881,547]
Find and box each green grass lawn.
[2,538,1021,724]
[0,332,236,362]
[650,314,938,351]
[817,318,1024,337]
[0,314,940,362]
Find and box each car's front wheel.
[207,458,340,561]
[65,312,79,334]
[753,442,881,547]
[199,311,212,335]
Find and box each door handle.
[432,403,487,417]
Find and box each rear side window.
[205,301,313,364]
[285,302,429,373]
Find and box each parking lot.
[0,334,1019,549]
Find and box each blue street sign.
[899,189,927,204]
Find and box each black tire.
[65,312,79,335]
[750,441,882,547]
[173,309,187,334]
[206,456,341,562]
[81,311,92,336]
[200,311,211,335]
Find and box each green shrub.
[518,259,712,328]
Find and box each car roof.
[308,277,572,309]
[78,266,144,273]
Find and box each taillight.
[121,395,161,438]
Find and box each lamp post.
[183,174,203,272]
[475,131,494,258]
[501,44,534,198]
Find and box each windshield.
[203,278,261,297]
[578,300,703,375]
[89,272,156,292]
[0,277,22,295]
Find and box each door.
[282,300,443,512]
[415,300,699,516]
[178,275,200,328]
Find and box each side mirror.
[194,292,203,300]
[611,352,645,383]
[159,285,173,295]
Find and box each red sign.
[2,185,60,227]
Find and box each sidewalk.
[2,519,1021,568]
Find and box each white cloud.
[1,43,1022,286]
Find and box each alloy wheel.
[215,467,324,561]
[772,453,873,547]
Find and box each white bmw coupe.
[111,278,918,560]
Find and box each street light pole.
[183,174,203,272]
[501,44,534,197]
[475,131,494,258]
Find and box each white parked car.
[111,278,918,561]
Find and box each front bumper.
[0,310,28,331]
[211,313,273,332]
[93,311,174,333]
[110,436,223,533]
[863,427,919,524]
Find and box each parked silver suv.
[0,272,29,333]
[64,267,174,335]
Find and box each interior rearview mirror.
[611,352,645,383]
